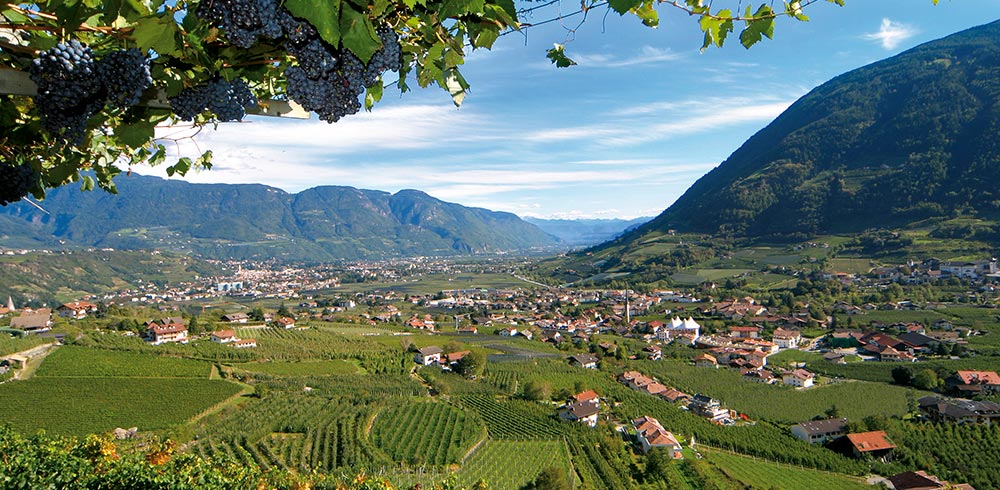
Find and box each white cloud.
[863,18,917,50]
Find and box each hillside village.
[3,251,1000,489]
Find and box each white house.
[633,416,682,456]
[783,368,815,388]
[415,346,443,366]
[772,328,802,349]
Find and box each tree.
[522,380,552,402]
[0,0,872,203]
[454,350,486,378]
[913,368,940,391]
[892,366,914,386]
[249,305,266,322]
[187,315,202,335]
[524,466,570,490]
[277,303,292,318]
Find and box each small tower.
[6,295,13,312]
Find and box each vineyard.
[370,401,485,465]
[191,392,393,472]
[230,360,359,376]
[0,377,242,436]
[35,345,212,378]
[702,449,870,490]
[456,440,575,489]
[0,333,48,357]
[456,394,566,439]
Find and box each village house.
[57,301,98,320]
[632,416,682,456]
[146,322,188,345]
[643,344,662,361]
[888,471,976,490]
[222,313,249,323]
[689,394,729,422]
[414,346,443,366]
[771,328,802,349]
[846,431,896,461]
[569,353,599,369]
[9,309,52,333]
[441,350,470,371]
[741,368,777,384]
[275,316,296,329]
[210,329,239,343]
[947,370,1000,395]
[790,418,848,444]
[232,338,257,349]
[693,353,718,369]
[783,368,815,388]
[558,400,600,427]
[658,388,690,404]
[729,326,760,339]
[919,396,1000,425]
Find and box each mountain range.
[524,217,651,246]
[631,19,1000,243]
[0,175,559,260]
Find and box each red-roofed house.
[146,322,188,345]
[572,390,600,407]
[233,338,257,349]
[783,368,815,388]
[693,353,718,369]
[949,370,1000,395]
[729,326,760,339]
[633,416,682,456]
[211,329,238,343]
[57,301,98,320]
[846,431,895,460]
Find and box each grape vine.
[0,161,40,206]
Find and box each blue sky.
[152,1,1000,219]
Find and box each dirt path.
[10,342,59,381]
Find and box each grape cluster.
[169,77,258,122]
[0,161,39,206]
[194,0,403,123]
[30,41,153,144]
[196,0,283,48]
[29,40,103,144]
[99,48,154,109]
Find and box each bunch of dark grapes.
[0,161,39,206]
[197,0,282,48]
[98,48,154,109]
[30,42,154,144]
[169,77,258,122]
[193,0,404,123]
[29,40,104,144]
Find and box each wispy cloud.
[863,18,917,50]
[558,45,682,68]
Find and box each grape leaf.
[285,0,341,48]
[340,5,379,64]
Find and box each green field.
[0,377,242,436]
[36,345,212,378]
[0,333,49,357]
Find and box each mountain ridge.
[0,174,558,260]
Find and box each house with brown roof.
[569,353,599,369]
[211,329,238,343]
[772,328,802,349]
[947,370,1000,395]
[633,416,682,456]
[232,338,257,349]
[643,344,662,360]
[146,322,188,345]
[559,400,600,427]
[889,471,976,490]
[415,346,443,366]
[846,431,895,460]
[658,388,690,404]
[783,368,815,388]
[693,353,718,368]
[57,301,97,320]
[10,309,52,333]
[276,316,296,329]
[572,390,600,407]
[729,326,760,339]
[790,418,848,444]
[222,313,249,323]
[919,395,1000,425]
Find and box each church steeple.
[6,296,13,311]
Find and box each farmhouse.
[947,370,1000,395]
[729,326,760,339]
[10,309,52,333]
[211,329,238,343]
[415,346,443,366]
[558,400,600,427]
[57,301,97,319]
[919,396,1000,425]
[771,328,802,349]
[689,394,729,422]
[569,353,599,369]
[222,313,249,323]
[275,316,296,329]
[232,338,258,349]
[693,353,718,368]
[572,390,600,407]
[643,344,662,360]
[790,418,848,444]
[888,471,976,490]
[846,431,896,461]
[632,416,682,456]
[783,369,815,388]
[146,322,188,345]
